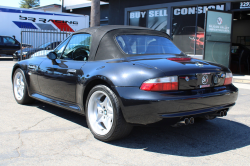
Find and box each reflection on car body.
[14,41,61,60]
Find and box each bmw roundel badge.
[185,76,189,82]
[202,75,209,84]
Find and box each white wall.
[33,7,61,13]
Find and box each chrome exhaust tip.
[184,118,190,125]
[189,117,194,124]
[223,110,227,116]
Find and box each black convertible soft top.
[73,25,171,61]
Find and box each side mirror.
[47,52,57,60]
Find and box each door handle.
[67,69,76,74]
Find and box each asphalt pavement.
[1,60,250,166]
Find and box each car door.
[38,34,91,103]
[2,36,20,55]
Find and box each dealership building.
[63,0,250,73]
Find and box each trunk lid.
[127,55,229,90]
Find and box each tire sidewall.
[86,85,120,141]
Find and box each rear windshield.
[116,35,182,55]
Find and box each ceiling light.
[233,19,238,21]
[247,13,250,15]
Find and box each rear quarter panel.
[81,59,165,87]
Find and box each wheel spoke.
[20,75,23,83]
[102,117,108,129]
[107,104,113,115]
[96,98,104,109]
[97,106,103,115]
[96,111,103,123]
[95,120,104,130]
[19,83,24,90]
[20,88,24,97]
[107,110,113,118]
[16,79,20,85]
[102,97,109,108]
[19,76,22,84]
[108,116,113,128]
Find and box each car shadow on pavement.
[111,119,250,157]
[31,100,250,157]
[30,100,88,128]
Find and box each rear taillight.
[140,76,178,91]
[224,73,233,85]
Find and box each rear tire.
[86,85,133,142]
[13,68,34,105]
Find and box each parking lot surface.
[1,60,250,166]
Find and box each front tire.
[13,68,34,104]
[86,85,133,142]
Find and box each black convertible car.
[12,25,238,141]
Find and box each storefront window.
[172,7,197,56]
[148,8,168,33]
[172,4,225,58]
[129,10,147,27]
[129,8,168,33]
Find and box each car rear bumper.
[115,84,238,125]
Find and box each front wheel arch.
[12,64,22,82]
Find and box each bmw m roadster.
[12,25,238,141]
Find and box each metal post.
[60,28,61,43]
[56,29,58,45]
[20,28,22,61]
[91,0,100,27]
[194,5,198,56]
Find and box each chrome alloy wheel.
[14,72,25,100]
[88,91,114,135]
